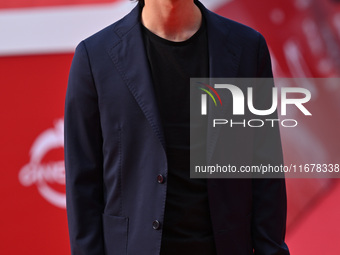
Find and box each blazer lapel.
[199,2,243,164]
[107,5,166,149]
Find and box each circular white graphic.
[19,119,65,208]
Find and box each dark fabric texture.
[64,1,290,254]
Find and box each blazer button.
[152,220,161,230]
[157,174,165,184]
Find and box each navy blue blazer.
[65,1,289,255]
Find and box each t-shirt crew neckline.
[141,17,206,46]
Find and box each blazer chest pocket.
[102,214,129,255]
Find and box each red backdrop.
[1,0,340,254]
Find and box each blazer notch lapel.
[107,9,166,149]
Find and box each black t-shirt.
[142,17,216,255]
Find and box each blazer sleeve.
[64,41,105,255]
[251,34,290,255]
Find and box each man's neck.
[141,0,202,42]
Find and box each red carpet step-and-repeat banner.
[1,0,340,254]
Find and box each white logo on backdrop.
[19,119,65,208]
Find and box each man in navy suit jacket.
[64,0,290,254]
